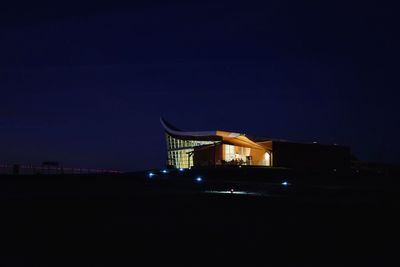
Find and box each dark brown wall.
[272,141,351,171]
[193,144,222,167]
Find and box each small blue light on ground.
[148,172,155,178]
[162,169,168,174]
[179,168,184,172]
[281,181,289,186]
[196,177,203,182]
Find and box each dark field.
[0,170,399,266]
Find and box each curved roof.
[160,117,264,150]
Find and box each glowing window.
[224,145,235,161]
[264,152,270,166]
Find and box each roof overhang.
[160,117,264,150]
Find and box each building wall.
[257,141,273,151]
[257,141,274,167]
[250,148,270,166]
[173,135,350,170]
[271,141,351,171]
[193,144,270,167]
[193,144,223,167]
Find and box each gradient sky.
[1,0,399,171]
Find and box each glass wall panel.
[165,134,216,169]
[223,144,252,165]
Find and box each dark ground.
[0,170,399,266]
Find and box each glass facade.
[223,144,251,164]
[224,144,235,162]
[165,134,216,169]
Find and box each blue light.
[179,168,184,172]
[281,181,289,186]
[196,177,203,182]
[148,172,155,178]
[162,169,168,174]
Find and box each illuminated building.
[161,118,351,170]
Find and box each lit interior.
[223,144,250,163]
[166,134,215,169]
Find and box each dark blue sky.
[1,0,399,170]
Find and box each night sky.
[1,1,399,171]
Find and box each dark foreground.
[0,170,399,266]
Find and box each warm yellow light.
[264,152,270,166]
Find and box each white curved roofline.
[160,117,218,137]
[160,117,265,150]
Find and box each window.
[165,134,216,169]
[224,145,235,161]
